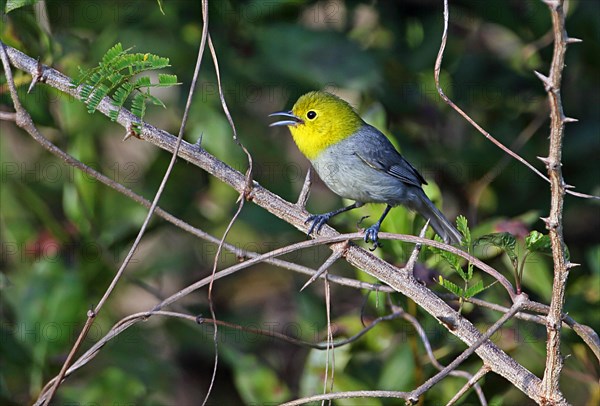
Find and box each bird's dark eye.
[307,110,317,120]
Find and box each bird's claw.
[364,224,382,250]
[306,214,331,236]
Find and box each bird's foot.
[306,213,333,236]
[364,223,382,251]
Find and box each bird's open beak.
[269,111,304,127]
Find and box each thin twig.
[34,309,405,400]
[323,277,334,405]
[147,232,515,313]
[300,250,343,291]
[403,220,430,273]
[397,307,487,406]
[446,364,491,406]
[280,390,410,406]
[0,111,17,121]
[468,110,548,219]
[434,0,598,201]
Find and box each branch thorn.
[533,70,553,91]
[296,168,312,208]
[562,116,578,123]
[27,59,45,94]
[300,250,343,292]
[537,156,551,166]
[566,262,580,269]
[565,37,583,44]
[195,131,204,150]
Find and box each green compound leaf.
[431,235,467,280]
[438,276,463,297]
[464,280,485,298]
[74,43,178,136]
[456,215,471,247]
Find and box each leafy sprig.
[431,216,487,312]
[475,230,568,294]
[72,43,179,135]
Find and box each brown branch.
[2,43,563,403]
[446,365,491,406]
[280,390,410,406]
[536,1,580,403]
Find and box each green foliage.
[73,43,179,135]
[474,229,567,294]
[525,229,570,260]
[431,216,486,309]
[475,232,518,270]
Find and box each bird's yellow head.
[270,91,364,160]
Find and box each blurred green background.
[1,0,599,404]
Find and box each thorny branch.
[537,0,582,403]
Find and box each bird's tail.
[413,192,463,245]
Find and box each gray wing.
[353,124,427,188]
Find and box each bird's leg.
[306,202,361,236]
[364,205,392,249]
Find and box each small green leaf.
[456,215,471,246]
[131,93,146,119]
[158,73,179,86]
[87,84,109,113]
[134,76,152,87]
[430,235,467,280]
[438,276,463,297]
[75,43,178,131]
[525,231,550,252]
[525,230,570,260]
[101,43,125,67]
[465,280,485,298]
[475,232,518,268]
[145,94,166,108]
[112,83,135,109]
